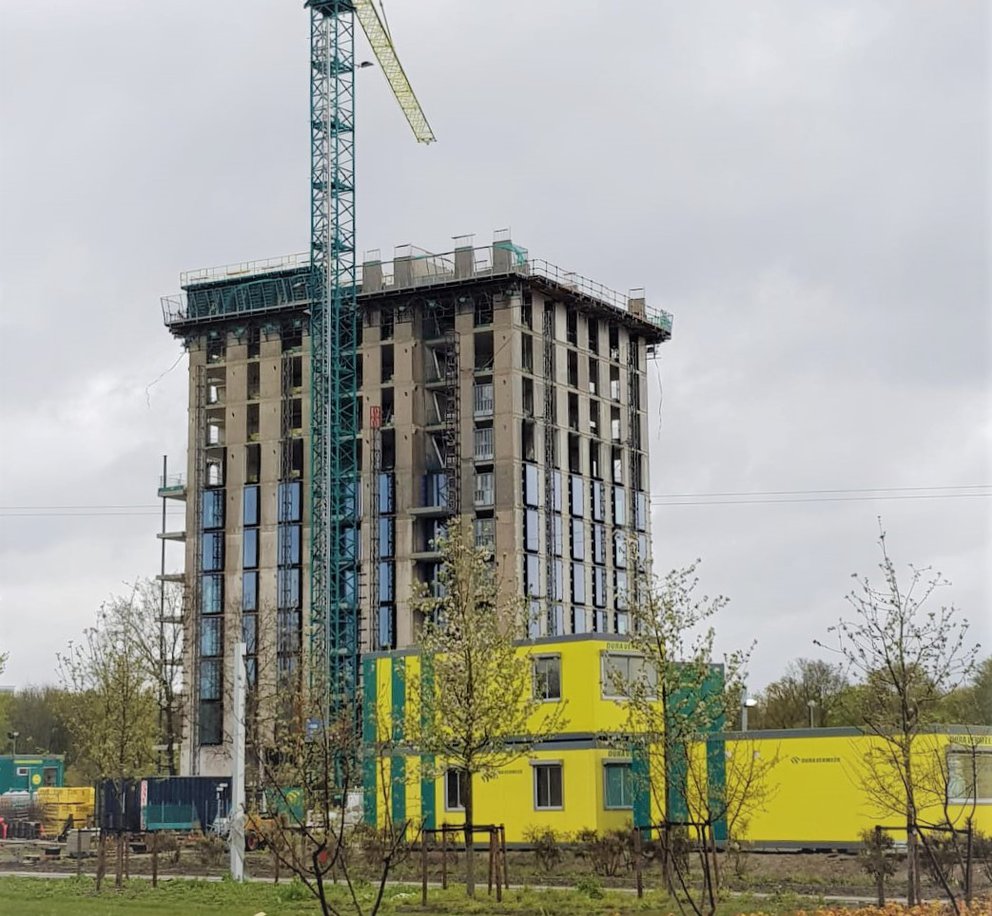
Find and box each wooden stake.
[421,831,428,907]
[633,827,643,899]
[151,832,159,888]
[874,825,886,907]
[499,824,508,890]
[441,826,448,890]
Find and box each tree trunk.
[464,776,475,897]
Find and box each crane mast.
[306,0,433,714]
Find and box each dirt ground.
[0,838,988,901]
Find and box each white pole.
[230,641,246,882]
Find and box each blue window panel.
[198,702,222,745]
[278,568,301,609]
[523,464,540,508]
[200,617,222,657]
[637,534,648,567]
[242,572,258,612]
[243,486,259,527]
[342,477,360,517]
[593,525,606,565]
[278,524,301,566]
[524,509,539,553]
[551,471,562,512]
[604,763,633,809]
[341,568,357,604]
[593,567,606,608]
[277,609,301,654]
[613,486,627,526]
[573,606,588,634]
[245,657,258,688]
[525,554,542,597]
[202,531,224,572]
[528,601,541,639]
[614,533,627,569]
[202,574,223,614]
[615,570,628,609]
[549,603,565,636]
[378,473,395,513]
[278,481,302,522]
[551,514,563,557]
[378,562,394,601]
[379,517,395,557]
[616,611,630,635]
[424,473,448,508]
[592,482,605,522]
[569,476,584,517]
[571,563,585,605]
[376,605,395,650]
[199,659,222,701]
[594,609,606,632]
[635,492,647,532]
[571,519,585,560]
[243,528,259,569]
[340,526,360,563]
[242,612,257,655]
[202,490,225,530]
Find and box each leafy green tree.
[57,604,159,888]
[938,655,992,725]
[407,523,566,897]
[7,687,73,758]
[754,658,850,729]
[818,522,979,905]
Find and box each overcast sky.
[1,1,988,692]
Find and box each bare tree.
[818,521,979,905]
[407,523,566,897]
[617,560,769,916]
[244,653,411,916]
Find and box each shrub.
[575,874,603,898]
[858,827,898,882]
[523,826,565,873]
[575,828,632,877]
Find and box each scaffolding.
[542,301,558,636]
[188,364,207,774]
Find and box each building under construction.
[160,232,672,776]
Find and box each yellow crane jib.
[354,0,436,144]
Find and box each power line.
[651,492,991,507]
[651,484,989,500]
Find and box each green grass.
[0,875,826,915]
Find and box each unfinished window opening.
[247,326,261,359]
[290,355,303,390]
[380,306,394,340]
[588,357,599,396]
[475,423,495,462]
[521,419,536,462]
[247,362,260,400]
[474,331,494,373]
[589,400,600,438]
[206,455,224,487]
[381,345,394,384]
[474,296,493,327]
[568,392,579,431]
[282,327,302,352]
[567,350,578,388]
[206,334,225,364]
[285,438,304,479]
[246,403,259,441]
[206,419,224,447]
[288,398,303,432]
[568,432,581,473]
[245,444,260,484]
[612,446,623,482]
[588,318,599,354]
[610,365,621,401]
[521,334,533,373]
[609,325,620,361]
[566,308,578,346]
[522,377,534,417]
[474,381,494,417]
[424,307,454,339]
[589,440,601,479]
[381,429,396,469]
[381,387,395,425]
[611,406,622,442]
[521,296,533,329]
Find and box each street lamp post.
[7,731,19,756]
[807,699,817,729]
[741,696,757,731]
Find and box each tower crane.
[306,1,434,714]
